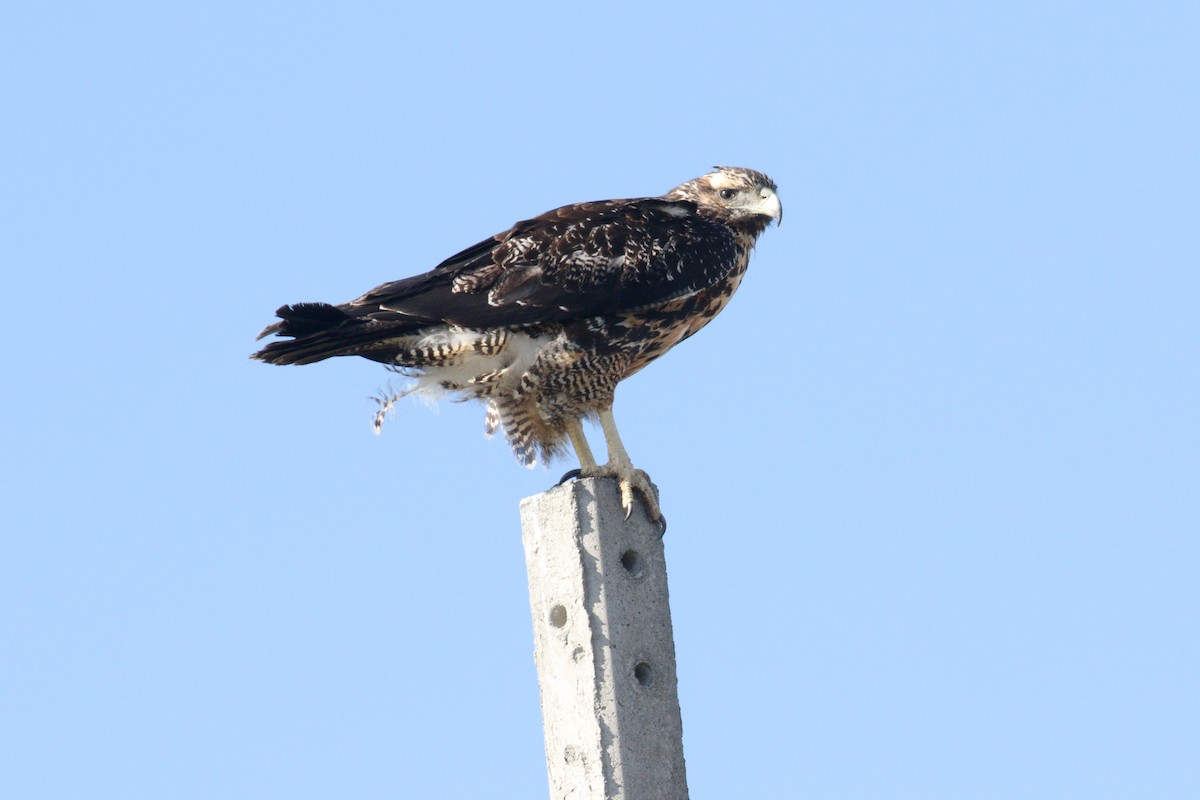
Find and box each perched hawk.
[253,166,781,524]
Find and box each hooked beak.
[756,188,782,226]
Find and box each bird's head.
[665,166,782,231]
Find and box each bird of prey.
[253,166,781,524]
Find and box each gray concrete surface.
[520,477,688,800]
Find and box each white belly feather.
[408,327,554,399]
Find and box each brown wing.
[253,196,739,365]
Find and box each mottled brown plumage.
[253,166,781,522]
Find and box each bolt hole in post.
[619,549,644,577]
[549,605,567,628]
[633,661,654,687]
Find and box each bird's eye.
[718,188,737,201]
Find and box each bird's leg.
[559,418,597,485]
[590,407,663,525]
[566,418,598,471]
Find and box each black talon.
[557,468,583,485]
[655,513,668,537]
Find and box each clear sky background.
[3,2,1197,798]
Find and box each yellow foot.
[584,464,663,528]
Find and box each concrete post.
[520,477,688,800]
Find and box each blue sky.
[3,2,1197,798]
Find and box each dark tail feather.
[255,302,349,340]
[252,302,371,366]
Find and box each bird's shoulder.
[474,196,736,296]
